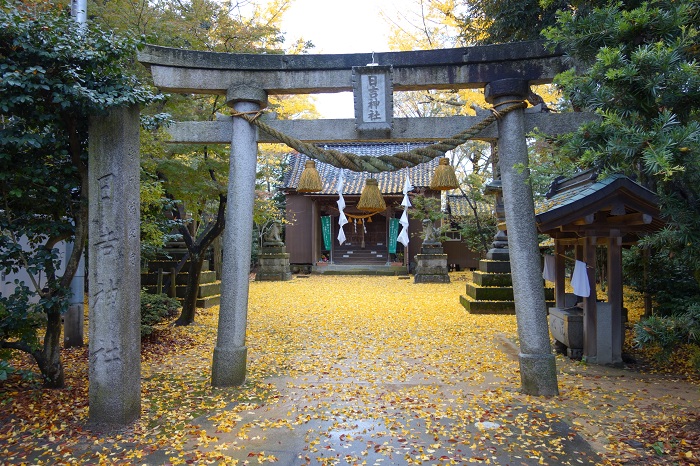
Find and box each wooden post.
[608,233,623,364]
[583,236,598,362]
[169,267,176,298]
[156,268,163,295]
[554,240,566,308]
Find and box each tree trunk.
[173,194,226,326]
[37,306,65,388]
[175,254,204,326]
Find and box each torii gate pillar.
[211,85,267,387]
[486,79,559,396]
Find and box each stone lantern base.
[256,245,292,281]
[414,245,450,283]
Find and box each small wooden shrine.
[535,170,664,365]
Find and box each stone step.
[143,281,222,300]
[473,270,512,287]
[198,280,221,298]
[146,259,210,273]
[199,270,218,284]
[460,295,516,314]
[196,295,220,309]
[466,282,555,301]
[460,295,555,315]
[466,282,515,301]
[312,264,407,275]
[479,260,511,274]
[141,269,217,286]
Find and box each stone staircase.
[460,256,554,314]
[141,258,221,309]
[331,242,389,265]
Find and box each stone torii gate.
[88,40,592,425]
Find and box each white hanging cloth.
[336,170,348,245]
[542,254,556,282]
[397,172,413,247]
[401,173,413,208]
[571,260,591,297]
[397,222,410,247]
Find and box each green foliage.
[456,0,580,45]
[634,303,700,370]
[140,176,180,261]
[622,245,700,315]
[451,174,497,254]
[409,194,445,223]
[409,194,449,242]
[0,1,159,386]
[140,291,181,338]
[544,0,700,315]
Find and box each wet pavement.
[144,367,601,465]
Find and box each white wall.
[0,236,67,302]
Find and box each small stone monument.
[255,221,292,281]
[414,219,450,283]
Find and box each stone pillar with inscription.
[88,105,141,425]
[211,85,267,387]
[485,79,558,396]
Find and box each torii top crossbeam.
[138,40,565,95]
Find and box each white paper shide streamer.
[397,173,413,247]
[336,170,348,245]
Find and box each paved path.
[139,276,699,465]
[144,372,600,466]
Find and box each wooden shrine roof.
[535,170,664,243]
[283,143,438,196]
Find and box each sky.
[278,0,399,118]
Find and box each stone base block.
[486,248,510,261]
[473,271,512,287]
[519,352,559,396]
[258,248,289,260]
[257,252,291,281]
[479,260,511,274]
[415,273,451,283]
[256,272,292,281]
[414,253,450,283]
[261,245,286,254]
[466,282,514,301]
[460,295,515,314]
[211,346,247,387]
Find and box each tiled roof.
[446,194,492,218]
[535,173,625,216]
[283,143,439,195]
[535,170,663,234]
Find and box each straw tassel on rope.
[297,160,323,192]
[430,157,459,190]
[357,178,386,213]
